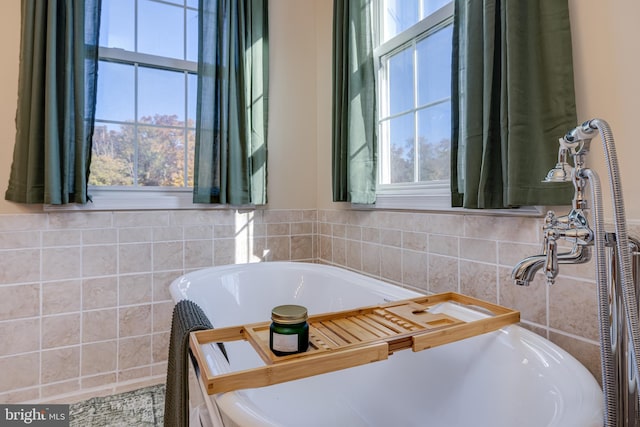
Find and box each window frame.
[54,0,216,211]
[45,0,260,212]
[367,1,543,215]
[372,1,454,211]
[94,46,198,184]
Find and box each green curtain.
[451,0,575,208]
[194,0,269,205]
[331,0,377,204]
[5,0,101,205]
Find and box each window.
[92,0,198,191]
[374,1,453,209]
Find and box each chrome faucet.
[511,123,596,286]
[512,236,591,286]
[512,118,640,427]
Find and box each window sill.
[352,184,555,218]
[43,188,254,212]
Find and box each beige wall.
[2,1,639,217]
[569,0,640,220]
[0,1,29,214]
[315,0,335,209]
[267,0,319,209]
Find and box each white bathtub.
[170,262,603,427]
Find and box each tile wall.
[0,209,316,403]
[316,209,603,381]
[0,206,612,402]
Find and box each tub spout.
[511,244,591,286]
[512,255,546,286]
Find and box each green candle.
[270,304,309,356]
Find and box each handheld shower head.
[543,143,573,183]
[543,120,598,184]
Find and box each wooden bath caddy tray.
[190,292,519,394]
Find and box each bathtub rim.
[169,261,424,305]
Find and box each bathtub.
[170,262,603,427]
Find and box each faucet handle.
[542,211,556,254]
[544,210,556,227]
[544,230,559,285]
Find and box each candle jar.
[269,304,309,356]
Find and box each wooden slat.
[330,317,380,342]
[324,319,359,343]
[368,311,415,333]
[349,315,389,338]
[313,321,352,346]
[374,310,421,332]
[360,313,401,336]
[193,325,246,343]
[385,303,464,330]
[204,342,389,394]
[190,331,217,383]
[309,332,335,351]
[382,292,453,308]
[450,293,513,316]
[411,311,520,351]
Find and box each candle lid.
[271,304,308,324]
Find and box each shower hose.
[583,118,640,427]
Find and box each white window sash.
[370,1,455,211]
